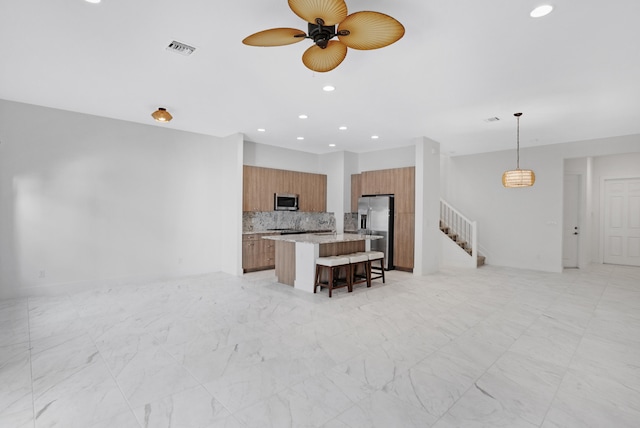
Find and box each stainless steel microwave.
[274,193,299,211]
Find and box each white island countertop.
[263,232,382,244]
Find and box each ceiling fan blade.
[302,40,347,72]
[242,28,307,46]
[338,11,405,50]
[288,0,348,26]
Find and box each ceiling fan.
[242,0,405,73]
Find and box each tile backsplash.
[243,211,336,232]
[344,212,358,232]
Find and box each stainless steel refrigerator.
[358,195,394,270]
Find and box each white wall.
[243,141,320,172]
[591,152,640,262]
[318,151,346,232]
[444,134,640,272]
[0,99,243,298]
[357,145,416,172]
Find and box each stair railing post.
[471,220,477,259]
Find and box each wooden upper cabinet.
[243,165,276,211]
[361,169,395,195]
[297,172,326,212]
[351,174,362,212]
[243,166,326,212]
[394,167,415,213]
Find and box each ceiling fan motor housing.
[308,22,336,48]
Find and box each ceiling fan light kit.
[502,113,536,188]
[242,0,405,72]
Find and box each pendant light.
[502,112,535,188]
[151,107,173,123]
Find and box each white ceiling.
[1,0,639,156]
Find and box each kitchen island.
[263,233,382,292]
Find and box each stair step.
[477,255,486,267]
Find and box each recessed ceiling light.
[339,126,347,130]
[329,144,336,147]
[530,5,553,18]
[85,0,101,3]
[298,114,308,119]
[323,85,335,92]
[297,137,304,140]
[371,135,379,140]
[257,128,266,132]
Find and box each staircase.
[440,199,485,267]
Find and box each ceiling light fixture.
[339,126,347,130]
[371,135,379,139]
[530,5,553,18]
[257,128,266,132]
[502,113,535,188]
[299,114,308,119]
[329,144,336,147]
[85,0,101,4]
[323,85,335,92]
[151,107,172,123]
[297,137,305,140]
[242,0,405,73]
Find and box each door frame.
[599,175,640,264]
[563,173,581,268]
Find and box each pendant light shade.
[502,112,535,188]
[151,107,172,123]
[502,168,536,187]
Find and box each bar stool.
[314,256,351,297]
[366,251,385,283]
[348,253,371,289]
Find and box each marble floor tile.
[542,388,640,428]
[116,358,200,408]
[336,390,437,428]
[1,264,639,427]
[473,351,566,425]
[0,342,32,415]
[508,316,583,367]
[433,386,539,428]
[233,388,335,428]
[0,407,34,428]
[33,361,131,428]
[383,349,484,418]
[133,385,231,428]
[204,364,288,413]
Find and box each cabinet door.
[394,213,415,270]
[262,239,276,267]
[351,174,361,212]
[242,239,261,270]
[394,167,415,213]
[276,169,296,194]
[362,169,394,195]
[289,171,327,212]
[243,166,277,211]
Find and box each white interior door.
[563,174,580,268]
[603,178,640,267]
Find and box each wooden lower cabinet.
[242,233,276,272]
[394,213,415,271]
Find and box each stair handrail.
[440,199,477,259]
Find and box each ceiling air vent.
[484,117,500,123]
[166,40,196,56]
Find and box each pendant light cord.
[516,114,520,169]
[514,112,522,169]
